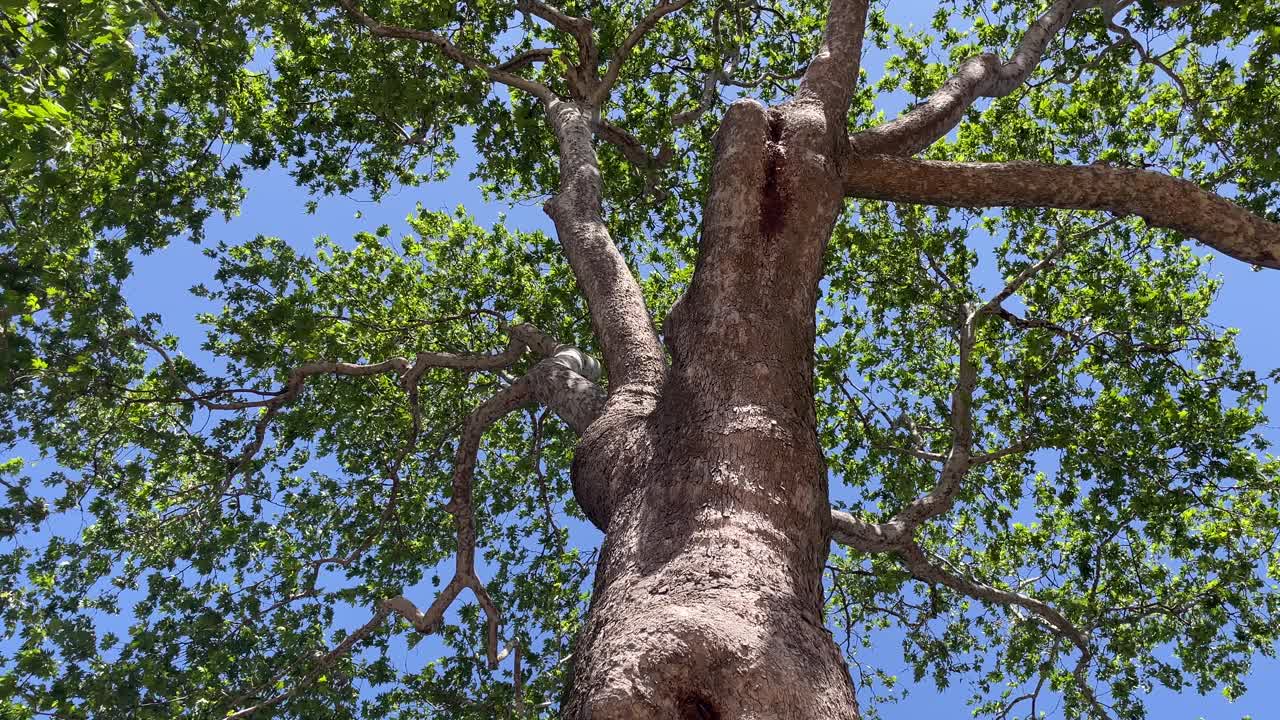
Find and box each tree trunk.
[565,98,861,719]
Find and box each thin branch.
[589,117,676,198]
[497,47,555,73]
[890,538,1111,717]
[897,543,1113,720]
[970,439,1033,465]
[865,307,975,536]
[513,640,524,716]
[1028,34,1129,89]
[979,216,1122,317]
[888,445,947,463]
[529,410,559,535]
[128,319,567,511]
[385,375,533,668]
[833,225,1122,551]
[829,526,1113,717]
[993,305,1076,337]
[143,0,199,32]
[378,340,604,668]
[591,117,660,168]
[301,386,424,575]
[140,320,599,710]
[898,542,1086,646]
[828,298,1000,550]
[670,13,740,128]
[837,381,947,464]
[591,0,696,106]
[334,0,555,103]
[226,605,391,719]
[1104,19,1234,162]
[980,240,1071,316]
[370,110,433,146]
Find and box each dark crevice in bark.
[679,694,721,720]
[761,110,787,240]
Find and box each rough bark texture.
[843,154,1280,268]
[563,96,860,719]
[544,99,669,390]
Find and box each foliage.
[1,0,1277,718]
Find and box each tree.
[3,0,1279,717]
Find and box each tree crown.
[2,0,1278,717]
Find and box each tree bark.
[564,97,861,719]
[842,154,1280,268]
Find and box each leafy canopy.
[1,0,1278,718]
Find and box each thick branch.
[527,349,607,434]
[515,0,599,97]
[844,155,1280,268]
[335,0,555,103]
[830,509,901,553]
[517,0,591,40]
[795,0,870,129]
[544,100,667,388]
[337,4,668,387]
[516,0,595,63]
[399,335,528,387]
[851,0,1101,156]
